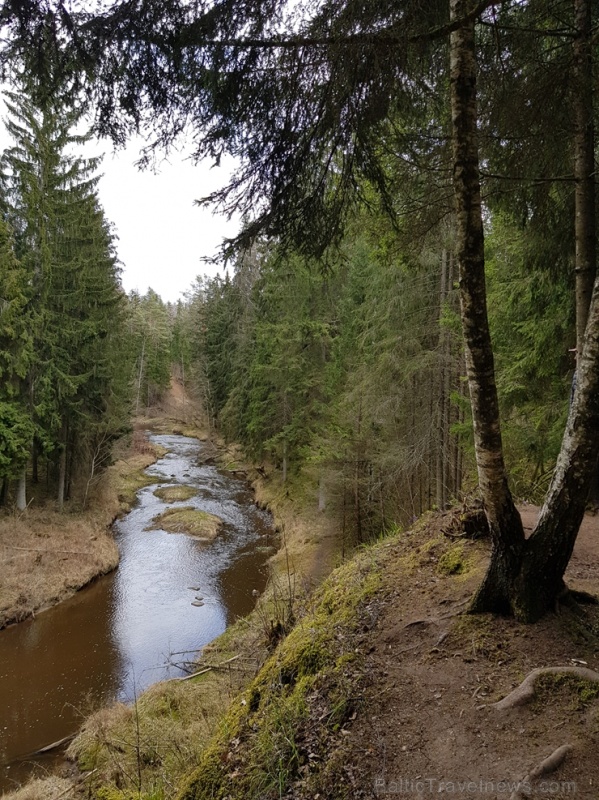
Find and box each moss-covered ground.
[153,485,198,502]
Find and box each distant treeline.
[181,206,573,541]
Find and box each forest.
[0,0,596,620]
[1,2,599,798]
[0,86,577,550]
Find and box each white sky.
[94,140,239,302]
[0,96,240,303]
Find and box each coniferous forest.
[2,3,599,799]
[0,0,596,621]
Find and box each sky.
[0,96,241,303]
[95,141,240,303]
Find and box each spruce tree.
[2,84,128,507]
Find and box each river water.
[0,434,274,794]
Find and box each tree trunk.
[450,0,525,613]
[318,473,326,512]
[136,336,146,415]
[572,0,599,508]
[57,421,68,512]
[16,466,27,511]
[454,0,599,621]
[282,439,288,484]
[32,439,39,484]
[436,249,448,510]
[573,0,596,356]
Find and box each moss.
[450,614,505,663]
[153,485,197,502]
[148,507,223,539]
[178,552,381,800]
[437,544,469,576]
[96,789,136,800]
[115,470,156,509]
[535,673,599,709]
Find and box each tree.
[2,0,597,619]
[1,83,128,508]
[0,215,35,507]
[127,289,173,413]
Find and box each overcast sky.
[96,140,240,303]
[0,97,241,303]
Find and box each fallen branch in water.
[36,733,76,754]
[173,654,241,682]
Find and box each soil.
[328,509,599,800]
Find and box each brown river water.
[0,434,274,794]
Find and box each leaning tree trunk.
[449,0,525,615]
[514,0,599,621]
[454,0,599,621]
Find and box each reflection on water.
[0,434,273,794]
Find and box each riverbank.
[0,432,165,631]
[0,372,213,631]
[0,411,345,799]
[9,508,599,800]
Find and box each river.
[0,433,274,795]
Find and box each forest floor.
[323,509,599,800]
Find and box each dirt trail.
[330,511,599,800]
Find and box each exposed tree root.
[493,666,599,711]
[509,744,572,800]
[566,588,599,606]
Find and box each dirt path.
[329,512,599,800]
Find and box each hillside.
[170,510,599,800]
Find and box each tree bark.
[16,466,27,511]
[436,249,448,510]
[455,0,599,621]
[572,0,596,356]
[57,420,68,512]
[449,0,525,615]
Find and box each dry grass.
[1,776,75,800]
[148,507,223,539]
[0,511,119,630]
[153,485,197,502]
[0,436,163,630]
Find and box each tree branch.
[174,0,502,50]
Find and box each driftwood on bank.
[172,653,242,682]
[53,769,98,800]
[35,733,76,754]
